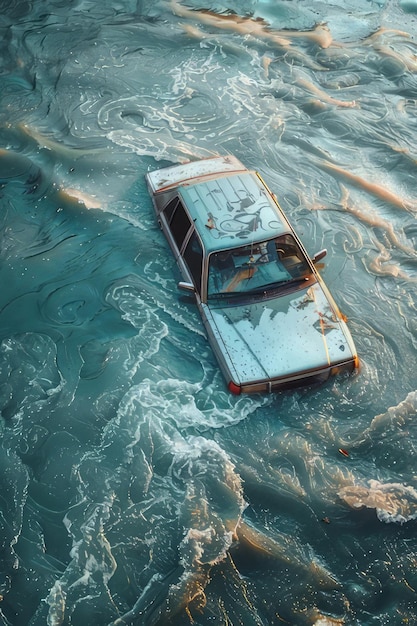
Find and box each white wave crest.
[338,479,417,524]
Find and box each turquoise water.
[1,1,417,624]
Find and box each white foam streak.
[338,479,417,524]
[46,581,66,626]
[369,390,417,432]
[107,128,215,163]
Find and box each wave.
[338,479,417,524]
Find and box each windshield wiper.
[245,276,310,295]
[208,290,249,300]
[208,277,312,300]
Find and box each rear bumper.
[228,358,359,395]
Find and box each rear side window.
[164,197,178,223]
[183,231,203,293]
[165,198,192,250]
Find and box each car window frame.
[206,233,315,301]
[164,197,193,251]
[182,229,204,295]
[160,194,207,298]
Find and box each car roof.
[178,171,290,254]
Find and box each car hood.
[204,283,354,384]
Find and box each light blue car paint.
[146,156,358,394]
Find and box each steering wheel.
[242,253,269,268]
[253,253,269,265]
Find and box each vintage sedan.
[146,155,359,394]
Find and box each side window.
[163,197,178,223]
[169,200,192,250]
[183,231,203,293]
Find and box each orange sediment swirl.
[319,161,417,212]
[170,0,333,49]
[296,77,357,108]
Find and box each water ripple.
[1,1,417,625]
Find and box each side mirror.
[178,281,195,293]
[312,249,327,264]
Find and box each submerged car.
[146,155,358,394]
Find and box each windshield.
[207,234,313,298]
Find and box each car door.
[161,197,205,295]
